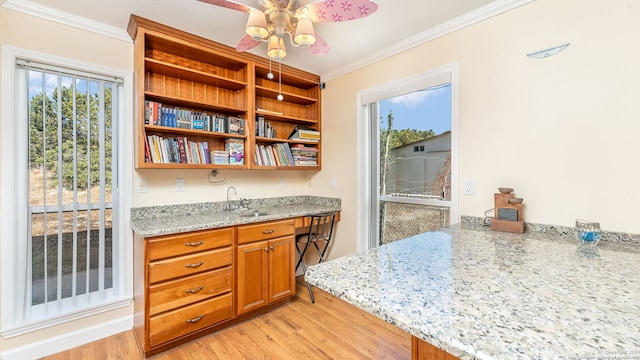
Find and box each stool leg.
[307,281,315,303]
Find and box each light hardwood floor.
[43,278,411,360]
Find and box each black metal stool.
[295,212,337,303]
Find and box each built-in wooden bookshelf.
[128,15,322,170]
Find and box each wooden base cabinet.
[134,228,234,356]
[237,219,296,315]
[133,219,298,357]
[412,336,459,360]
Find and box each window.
[1,47,131,336]
[357,64,459,249]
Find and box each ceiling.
[2,0,532,79]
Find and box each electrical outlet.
[176,178,185,192]
[280,177,286,188]
[464,179,474,195]
[330,177,337,189]
[137,180,147,193]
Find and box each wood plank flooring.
[43,278,411,360]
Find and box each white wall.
[133,169,314,207]
[322,0,640,265]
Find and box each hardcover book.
[225,139,244,165]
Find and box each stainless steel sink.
[237,210,269,217]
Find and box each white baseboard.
[0,315,132,360]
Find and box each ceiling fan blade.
[198,0,254,13]
[307,32,329,55]
[302,0,378,23]
[235,34,262,52]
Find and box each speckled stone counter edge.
[461,215,639,245]
[129,195,341,238]
[131,195,340,220]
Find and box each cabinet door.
[268,236,295,302]
[237,241,269,315]
[412,336,459,360]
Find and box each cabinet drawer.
[149,248,232,284]
[149,267,232,316]
[149,293,232,348]
[148,228,233,261]
[237,219,294,244]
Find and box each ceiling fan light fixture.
[267,35,286,60]
[245,9,269,40]
[293,17,316,47]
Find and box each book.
[254,144,263,166]
[288,126,320,142]
[265,145,276,166]
[256,108,283,116]
[258,145,269,166]
[202,142,211,164]
[212,150,229,164]
[290,143,319,166]
[282,143,295,166]
[276,143,291,166]
[229,117,244,134]
[225,139,244,165]
[143,135,151,162]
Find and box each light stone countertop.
[130,195,340,238]
[305,224,640,360]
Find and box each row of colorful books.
[145,100,245,134]
[145,135,212,164]
[254,143,318,166]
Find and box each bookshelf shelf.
[145,125,247,139]
[145,58,247,90]
[145,92,247,115]
[255,85,316,105]
[254,110,318,125]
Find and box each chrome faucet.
[226,186,237,212]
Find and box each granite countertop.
[305,224,640,360]
[130,195,340,238]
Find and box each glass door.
[366,75,454,246]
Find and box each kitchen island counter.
[305,224,640,359]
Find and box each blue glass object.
[575,220,601,246]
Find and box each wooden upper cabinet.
[128,15,322,170]
[253,65,321,169]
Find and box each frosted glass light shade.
[267,36,286,59]
[246,10,268,40]
[294,17,316,47]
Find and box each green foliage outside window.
[29,85,112,191]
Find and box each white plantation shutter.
[1,49,131,337]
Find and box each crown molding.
[2,0,131,42]
[2,0,535,78]
[321,0,536,81]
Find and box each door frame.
[355,62,459,251]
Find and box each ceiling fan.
[198,0,379,60]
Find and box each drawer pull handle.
[264,247,269,252]
[185,261,204,268]
[270,246,274,250]
[185,286,204,294]
[262,229,275,234]
[186,314,204,323]
[185,241,204,247]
